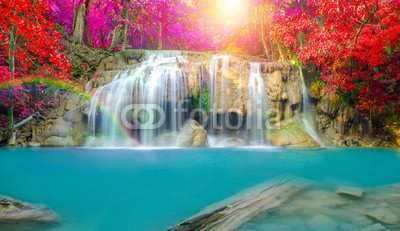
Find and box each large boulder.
[63,108,84,124]
[41,118,70,139]
[177,120,207,147]
[366,208,400,225]
[267,115,319,147]
[65,93,82,111]
[0,195,59,223]
[265,71,283,102]
[43,136,74,147]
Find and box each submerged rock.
[366,208,399,225]
[307,214,338,231]
[0,195,59,223]
[337,186,365,198]
[168,175,311,231]
[361,223,387,231]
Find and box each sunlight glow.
[219,0,247,26]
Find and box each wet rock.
[307,214,338,231]
[366,208,399,225]
[63,108,84,124]
[282,92,289,100]
[177,120,207,147]
[355,216,374,227]
[0,195,59,223]
[43,123,70,139]
[361,223,386,231]
[169,175,311,231]
[65,93,82,111]
[27,142,41,147]
[283,104,294,120]
[267,71,283,99]
[43,136,74,147]
[337,186,364,198]
[267,115,318,147]
[286,79,301,106]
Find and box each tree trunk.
[7,88,15,146]
[121,5,129,50]
[7,25,16,145]
[73,0,77,31]
[84,0,92,46]
[260,12,270,60]
[277,42,286,61]
[158,9,163,50]
[158,22,163,50]
[72,4,85,44]
[108,25,123,51]
[121,24,129,50]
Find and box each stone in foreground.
[307,214,338,231]
[0,195,59,223]
[337,186,364,198]
[366,208,399,225]
[361,223,386,231]
[168,175,310,231]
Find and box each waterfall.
[87,55,189,147]
[247,63,267,145]
[143,50,186,62]
[298,65,324,146]
[208,55,230,146]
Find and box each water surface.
[0,148,399,230]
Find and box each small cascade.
[143,50,186,62]
[208,55,231,145]
[298,65,324,146]
[88,55,189,147]
[247,63,267,145]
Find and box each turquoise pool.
[0,148,399,230]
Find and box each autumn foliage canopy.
[267,0,400,118]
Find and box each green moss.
[190,89,211,112]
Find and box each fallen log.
[14,113,44,129]
[168,175,311,231]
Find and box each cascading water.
[87,55,189,147]
[143,50,185,62]
[208,55,231,146]
[298,65,324,146]
[247,63,267,145]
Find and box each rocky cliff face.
[7,91,90,147]
[306,73,395,147]
[7,50,395,148]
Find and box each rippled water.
[0,148,399,230]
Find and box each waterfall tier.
[88,51,321,147]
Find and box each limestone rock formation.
[367,208,400,225]
[169,176,311,231]
[43,136,74,147]
[0,195,59,223]
[267,115,319,147]
[337,186,365,198]
[177,120,207,147]
[153,120,207,147]
[307,214,338,231]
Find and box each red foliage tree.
[0,0,71,144]
[267,0,400,127]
